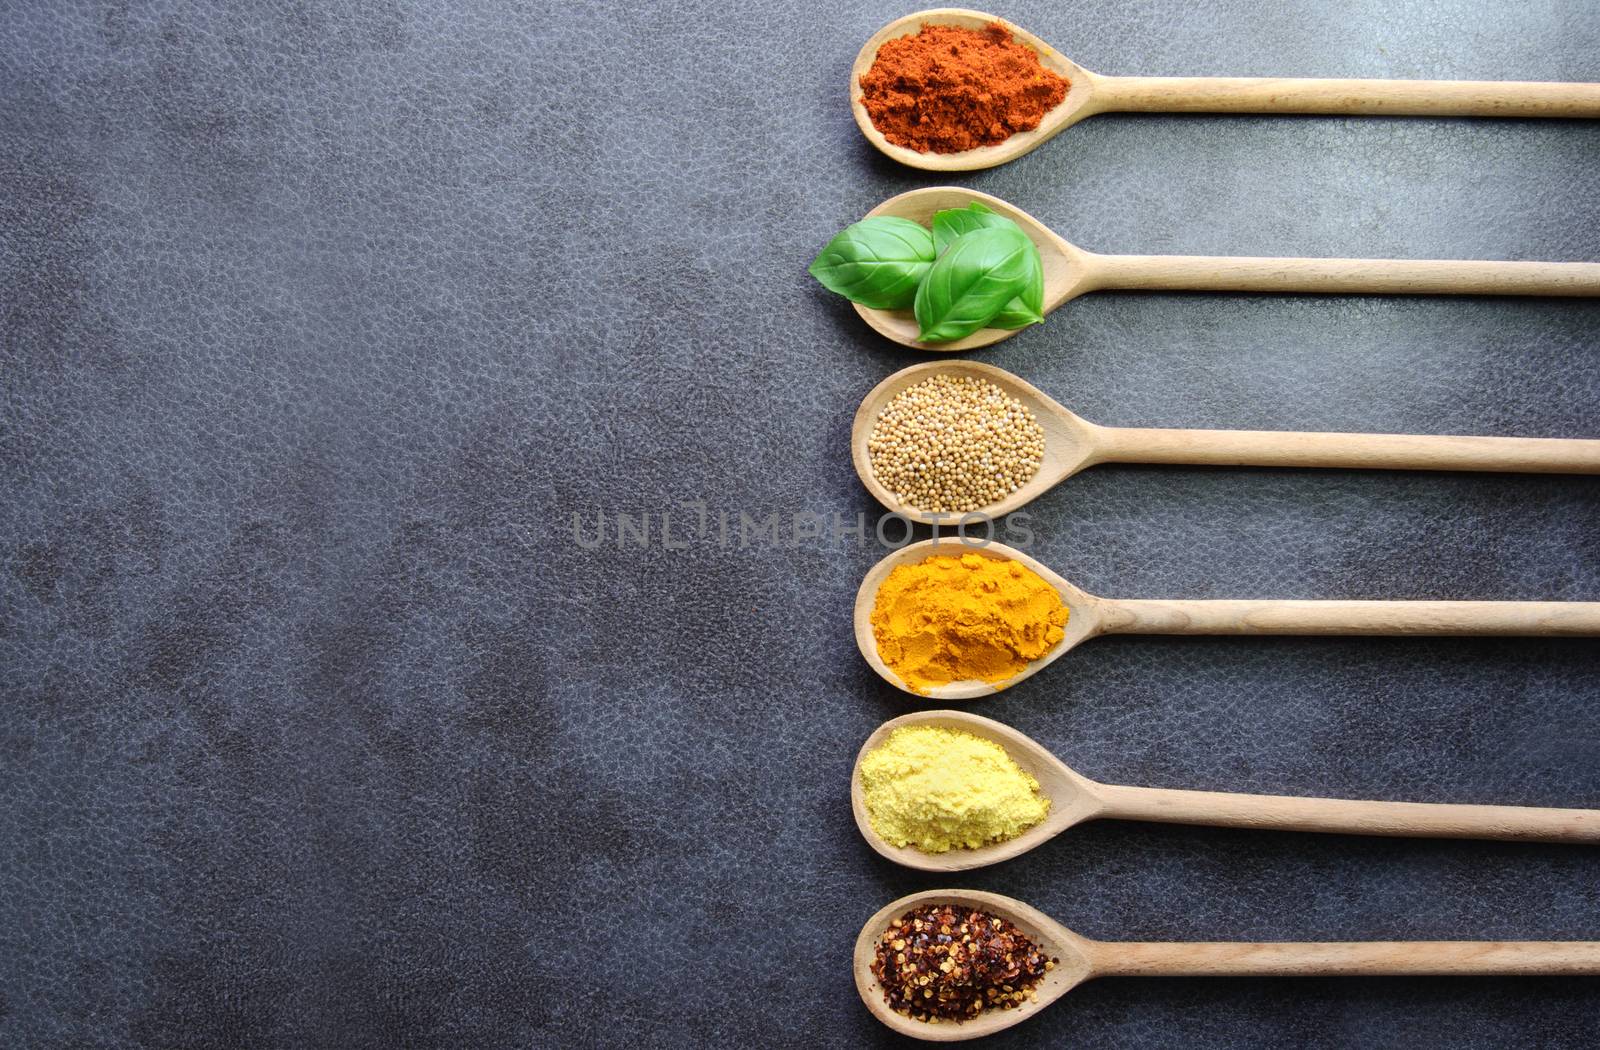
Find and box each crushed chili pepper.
[870,903,1056,1023]
[859,23,1069,154]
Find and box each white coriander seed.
[868,374,1045,514]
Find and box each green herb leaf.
[913,226,1037,343]
[990,247,1045,329]
[807,216,936,310]
[931,203,1044,330]
[931,201,1016,255]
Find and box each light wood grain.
[1089,939,1600,979]
[851,710,1600,874]
[1101,597,1600,637]
[853,539,1600,699]
[851,9,1600,172]
[852,187,1600,350]
[1093,252,1600,296]
[1097,74,1600,120]
[855,889,1600,1041]
[1095,423,1600,474]
[852,360,1600,525]
[1093,782,1600,841]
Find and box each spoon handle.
[1099,597,1600,637]
[1085,252,1600,297]
[1090,939,1600,979]
[1095,74,1600,119]
[1094,783,1600,842]
[1093,425,1600,475]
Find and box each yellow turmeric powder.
[870,552,1068,694]
[860,725,1050,852]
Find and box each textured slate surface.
[3,1,1599,1046]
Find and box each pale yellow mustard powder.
[860,725,1050,853]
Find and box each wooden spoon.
[852,187,1600,351]
[851,9,1600,173]
[854,538,1600,700]
[854,888,1600,1042]
[853,360,1600,525]
[852,710,1600,873]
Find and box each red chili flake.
[870,903,1055,1023]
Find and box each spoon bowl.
[850,710,1102,872]
[853,188,1090,351]
[853,538,1102,700]
[850,9,1102,173]
[852,360,1101,525]
[853,888,1095,1042]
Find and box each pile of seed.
[867,374,1044,514]
[872,903,1056,1023]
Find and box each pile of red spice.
[871,903,1056,1023]
[859,23,1069,154]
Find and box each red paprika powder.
[859,22,1069,154]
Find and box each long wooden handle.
[1094,783,1600,842]
[1091,939,1600,979]
[1086,253,1600,297]
[1099,598,1600,637]
[1096,74,1600,118]
[1094,425,1600,474]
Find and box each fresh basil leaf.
[914,226,1036,343]
[931,201,1019,255]
[807,216,936,310]
[930,203,1043,329]
[990,245,1045,329]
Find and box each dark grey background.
[3,0,1598,1046]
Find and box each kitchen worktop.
[3,1,1598,1046]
